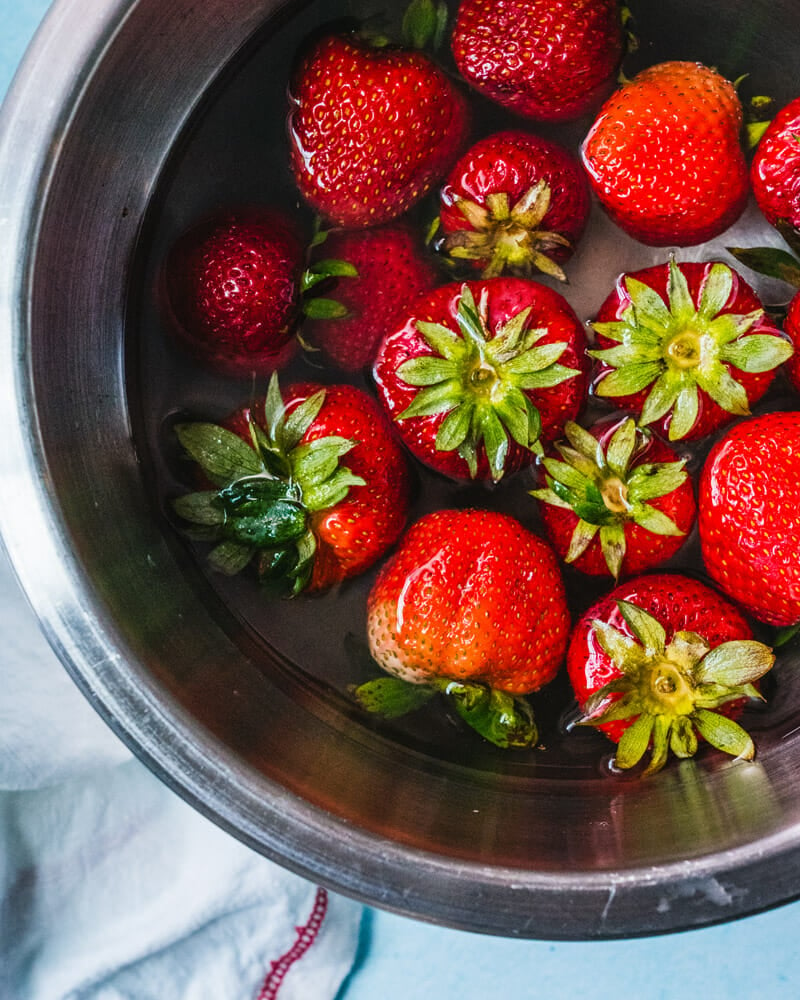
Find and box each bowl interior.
[8,0,800,936]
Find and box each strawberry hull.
[373,278,589,481]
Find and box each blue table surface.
[5,3,800,998]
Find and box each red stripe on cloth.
[256,887,329,1000]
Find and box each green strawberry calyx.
[396,283,580,480]
[352,675,538,749]
[441,181,572,281]
[581,600,775,776]
[530,417,688,578]
[172,373,365,594]
[590,258,793,440]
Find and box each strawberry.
[303,224,438,372]
[751,95,800,246]
[531,416,696,579]
[355,508,570,747]
[164,209,303,377]
[726,245,800,392]
[437,130,591,281]
[567,574,775,775]
[581,62,749,246]
[288,33,469,228]
[372,278,589,481]
[451,0,623,123]
[590,258,792,441]
[172,374,410,593]
[699,410,800,628]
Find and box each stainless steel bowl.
[3,0,800,938]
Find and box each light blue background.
[4,3,800,997]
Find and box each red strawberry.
[451,0,623,122]
[172,375,410,593]
[288,34,469,228]
[784,291,800,390]
[303,224,438,372]
[437,130,591,281]
[373,278,589,481]
[567,574,775,775]
[531,416,696,579]
[751,96,800,244]
[590,258,792,441]
[356,508,570,747]
[699,410,800,628]
[164,209,303,377]
[581,62,749,246]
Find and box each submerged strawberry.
[699,410,800,628]
[437,130,591,281]
[582,62,749,246]
[751,95,800,246]
[451,0,623,122]
[288,33,469,228]
[373,279,588,481]
[303,224,438,372]
[567,574,775,775]
[172,375,410,593]
[590,258,792,440]
[164,209,303,377]
[531,416,696,579]
[355,508,570,747]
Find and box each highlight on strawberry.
[699,410,800,635]
[171,374,410,594]
[373,278,588,481]
[567,574,776,776]
[437,130,590,281]
[354,509,571,749]
[590,258,793,441]
[531,416,696,579]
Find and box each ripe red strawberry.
[288,34,469,228]
[784,292,800,391]
[172,375,410,593]
[303,224,438,372]
[590,258,792,441]
[164,209,303,377]
[751,95,800,245]
[567,574,775,775]
[699,410,800,628]
[373,278,589,481]
[437,130,591,281]
[356,508,570,747]
[581,62,749,246]
[531,416,696,579]
[451,0,623,122]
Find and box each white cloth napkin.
[0,548,362,1000]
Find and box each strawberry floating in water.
[451,0,624,122]
[531,416,696,579]
[288,30,469,228]
[437,130,591,281]
[355,508,570,748]
[172,375,410,594]
[567,574,775,775]
[590,258,792,441]
[164,209,304,377]
[303,223,438,372]
[699,410,800,631]
[373,278,588,481]
[582,62,749,246]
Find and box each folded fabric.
[0,549,361,1000]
